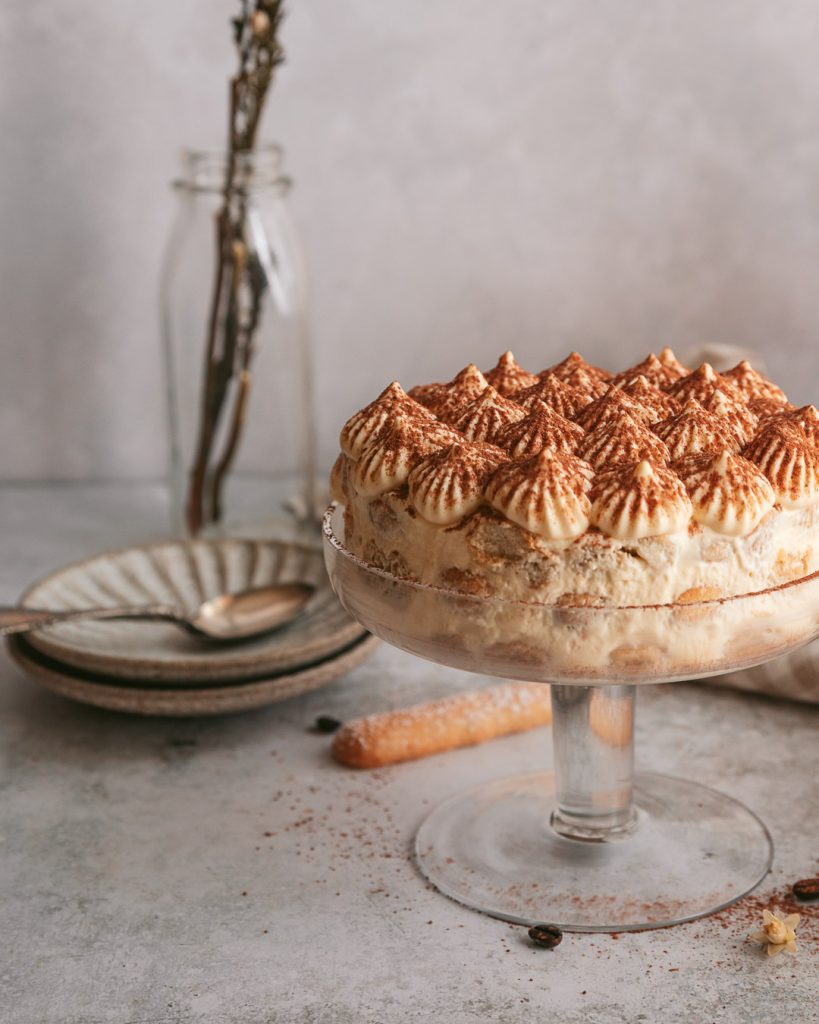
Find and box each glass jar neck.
[175,145,289,195]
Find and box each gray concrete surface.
[3,2,819,481]
[1,483,818,1023]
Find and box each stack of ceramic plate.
[7,538,377,716]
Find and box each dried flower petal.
[748,907,800,957]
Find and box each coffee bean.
[313,715,342,734]
[528,923,563,949]
[793,877,819,901]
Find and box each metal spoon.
[0,583,315,642]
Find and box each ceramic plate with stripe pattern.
[9,633,379,716]
[19,539,366,683]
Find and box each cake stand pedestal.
[415,684,771,931]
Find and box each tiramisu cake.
[330,350,819,676]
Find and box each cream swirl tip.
[408,442,507,525]
[590,460,692,540]
[485,448,593,540]
[677,449,775,536]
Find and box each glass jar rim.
[173,143,290,195]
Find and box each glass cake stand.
[322,506,819,931]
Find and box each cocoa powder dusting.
[339,350,816,539]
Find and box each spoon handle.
[0,604,182,637]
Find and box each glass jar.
[161,145,316,538]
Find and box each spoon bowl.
[190,583,316,640]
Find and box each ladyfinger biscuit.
[331,683,552,769]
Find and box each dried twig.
[185,1,286,534]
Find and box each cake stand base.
[414,771,772,932]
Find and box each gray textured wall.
[2,1,818,481]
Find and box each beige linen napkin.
[710,642,819,704]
